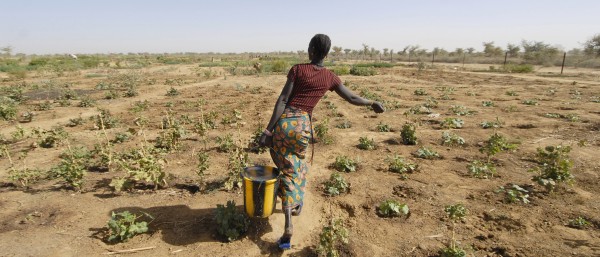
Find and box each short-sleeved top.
[286,63,342,114]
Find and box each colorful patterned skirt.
[270,106,312,210]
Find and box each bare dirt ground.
[1,62,599,257]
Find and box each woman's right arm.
[334,84,385,113]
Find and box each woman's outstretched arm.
[334,84,385,113]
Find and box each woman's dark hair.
[309,34,331,60]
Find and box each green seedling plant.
[248,123,268,154]
[324,172,350,196]
[386,155,418,174]
[112,146,167,191]
[94,108,119,129]
[166,87,180,96]
[467,160,497,179]
[106,211,153,243]
[315,118,334,144]
[441,118,464,129]
[528,145,573,192]
[496,184,530,204]
[414,146,440,159]
[50,144,91,190]
[441,131,465,147]
[33,126,69,148]
[357,137,377,150]
[568,217,591,229]
[505,90,518,96]
[5,151,46,187]
[335,120,352,129]
[155,112,186,152]
[223,144,249,191]
[479,132,517,162]
[377,199,409,218]
[400,123,417,145]
[441,204,468,257]
[317,218,349,257]
[522,99,538,106]
[403,105,432,115]
[414,88,427,96]
[215,200,249,242]
[375,122,391,132]
[482,101,494,107]
[449,105,475,116]
[216,133,235,153]
[332,155,358,172]
[480,117,504,129]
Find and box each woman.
[259,34,385,249]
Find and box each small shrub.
[480,117,504,129]
[479,133,517,161]
[78,96,96,107]
[568,217,591,229]
[35,101,53,111]
[106,211,151,243]
[441,131,465,146]
[35,127,69,148]
[317,219,349,257]
[270,60,288,73]
[166,87,180,96]
[324,172,350,196]
[404,105,432,115]
[414,147,440,159]
[375,122,391,132]
[400,123,417,145]
[386,155,418,174]
[350,66,376,76]
[505,90,518,96]
[196,151,209,181]
[332,155,358,173]
[335,120,352,129]
[94,109,119,129]
[216,134,235,153]
[67,115,85,127]
[331,65,351,76]
[441,118,464,129]
[522,99,538,106]
[223,148,249,191]
[357,137,377,150]
[50,146,91,190]
[112,132,131,144]
[445,204,468,222]
[467,160,496,179]
[215,200,249,242]
[449,105,475,116]
[8,168,45,187]
[504,64,534,73]
[414,88,427,96]
[481,101,494,107]
[314,119,334,144]
[440,247,467,257]
[496,184,530,204]
[113,146,167,191]
[529,145,573,192]
[0,97,18,121]
[377,199,409,218]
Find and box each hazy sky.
[1,0,598,54]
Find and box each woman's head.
[308,34,331,61]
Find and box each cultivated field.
[1,59,599,257]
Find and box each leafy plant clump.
[106,211,152,243]
[479,133,517,162]
[386,155,418,174]
[50,146,91,190]
[529,145,573,192]
[317,219,349,257]
[400,123,417,145]
[441,131,465,146]
[481,101,494,107]
[449,105,475,116]
[445,204,468,221]
[496,184,530,204]
[166,87,180,96]
[350,66,376,76]
[441,117,464,129]
[440,203,468,257]
[223,147,249,191]
[467,160,497,179]
[414,147,441,159]
[377,199,409,218]
[480,117,504,129]
[215,200,249,242]
[8,168,46,187]
[568,217,591,229]
[375,122,391,132]
[112,146,167,191]
[324,172,350,196]
[357,136,377,150]
[216,133,235,152]
[315,119,334,145]
[522,99,538,106]
[332,155,358,173]
[414,88,427,96]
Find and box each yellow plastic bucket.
[241,166,280,218]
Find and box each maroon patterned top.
[286,63,342,114]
